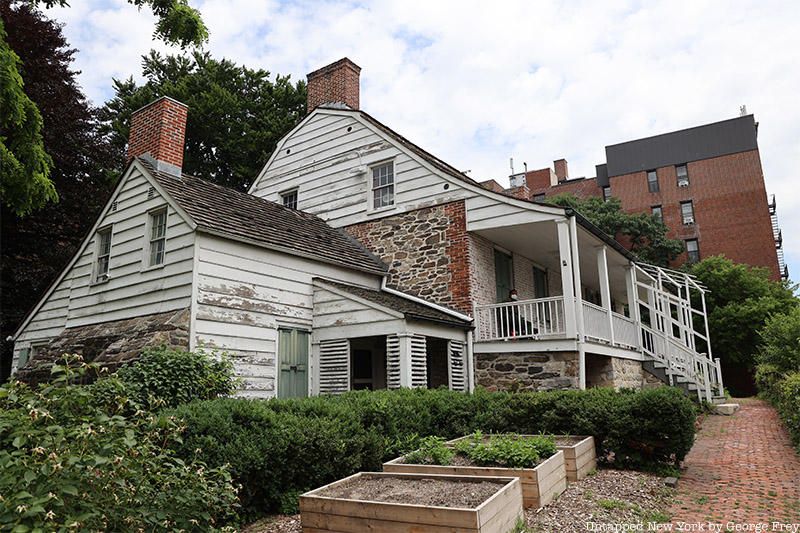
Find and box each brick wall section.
[344,200,473,314]
[306,57,361,111]
[126,96,188,169]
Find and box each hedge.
[169,386,697,519]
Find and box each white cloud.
[44,0,800,276]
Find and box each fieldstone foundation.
[16,308,190,383]
[475,351,579,391]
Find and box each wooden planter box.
[384,439,566,509]
[554,435,597,482]
[299,472,523,533]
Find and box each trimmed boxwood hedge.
[168,386,696,519]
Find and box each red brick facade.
[306,57,361,112]
[527,150,780,279]
[126,96,188,170]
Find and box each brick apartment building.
[503,115,786,280]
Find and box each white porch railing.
[474,296,565,341]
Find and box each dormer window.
[94,227,112,282]
[148,208,167,267]
[371,161,395,209]
[281,189,298,210]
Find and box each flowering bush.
[0,355,239,531]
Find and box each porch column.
[556,219,577,338]
[568,216,586,390]
[596,245,614,345]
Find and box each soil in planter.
[317,477,505,508]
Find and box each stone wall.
[15,309,190,383]
[345,200,473,314]
[475,351,579,391]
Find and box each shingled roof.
[138,158,387,275]
[315,278,472,328]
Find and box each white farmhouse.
[12,59,723,401]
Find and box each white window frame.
[144,206,168,269]
[280,188,299,210]
[369,160,396,212]
[92,226,113,284]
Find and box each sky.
[44,0,800,276]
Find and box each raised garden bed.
[554,435,597,482]
[299,472,523,533]
[384,434,567,509]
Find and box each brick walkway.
[670,398,800,522]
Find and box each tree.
[99,50,306,190]
[0,2,117,381]
[547,194,684,265]
[689,255,798,394]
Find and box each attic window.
[371,161,395,209]
[148,208,167,267]
[281,189,298,210]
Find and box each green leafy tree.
[1,3,117,382]
[99,50,307,190]
[547,194,684,265]
[689,256,798,394]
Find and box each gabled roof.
[138,158,387,275]
[314,278,472,328]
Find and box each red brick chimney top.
[127,96,188,176]
[306,57,361,113]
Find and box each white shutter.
[386,335,402,389]
[319,339,350,394]
[410,335,427,388]
[448,340,467,391]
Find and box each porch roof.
[313,279,472,328]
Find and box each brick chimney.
[127,96,188,176]
[306,58,361,112]
[554,158,569,182]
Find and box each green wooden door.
[278,328,309,398]
[494,250,513,302]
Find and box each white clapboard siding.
[318,339,350,394]
[410,335,428,388]
[13,167,194,361]
[448,340,467,391]
[386,334,402,389]
[193,234,379,398]
[250,110,478,228]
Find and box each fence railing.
[474,297,565,342]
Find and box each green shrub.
[169,386,696,518]
[454,432,557,468]
[404,436,455,465]
[115,346,239,409]
[0,356,239,531]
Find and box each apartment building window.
[676,164,690,187]
[652,205,663,222]
[680,201,695,225]
[533,193,546,202]
[148,208,167,267]
[602,186,611,202]
[371,161,395,209]
[686,239,700,263]
[94,227,112,282]
[281,189,298,210]
[647,170,659,193]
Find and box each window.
[676,164,689,187]
[148,209,167,267]
[602,186,611,202]
[281,189,298,210]
[533,193,546,202]
[647,170,659,193]
[371,162,394,209]
[652,205,663,222]
[680,201,694,224]
[686,239,700,263]
[94,227,112,282]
